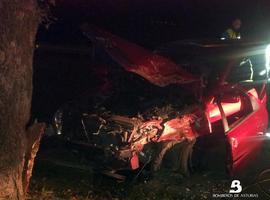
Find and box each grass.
[28,160,230,200]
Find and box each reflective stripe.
[226,29,241,40]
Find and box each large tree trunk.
[0,1,41,199]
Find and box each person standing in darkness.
[222,18,242,40]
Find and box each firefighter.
[221,18,242,40]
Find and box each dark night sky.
[36,0,270,47]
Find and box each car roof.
[155,39,268,64]
[159,39,266,48]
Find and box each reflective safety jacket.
[222,28,241,40]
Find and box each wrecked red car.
[52,26,269,178]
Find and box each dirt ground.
[27,137,270,200]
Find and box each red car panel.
[205,85,268,171]
[81,25,200,87]
[226,87,268,170]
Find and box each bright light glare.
[265,44,270,70]
[259,69,267,76]
[265,132,270,138]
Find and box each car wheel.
[151,139,196,175]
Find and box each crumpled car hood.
[81,24,200,87]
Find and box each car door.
[217,89,267,171]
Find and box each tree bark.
[0,1,40,199]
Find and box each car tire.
[151,139,196,175]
